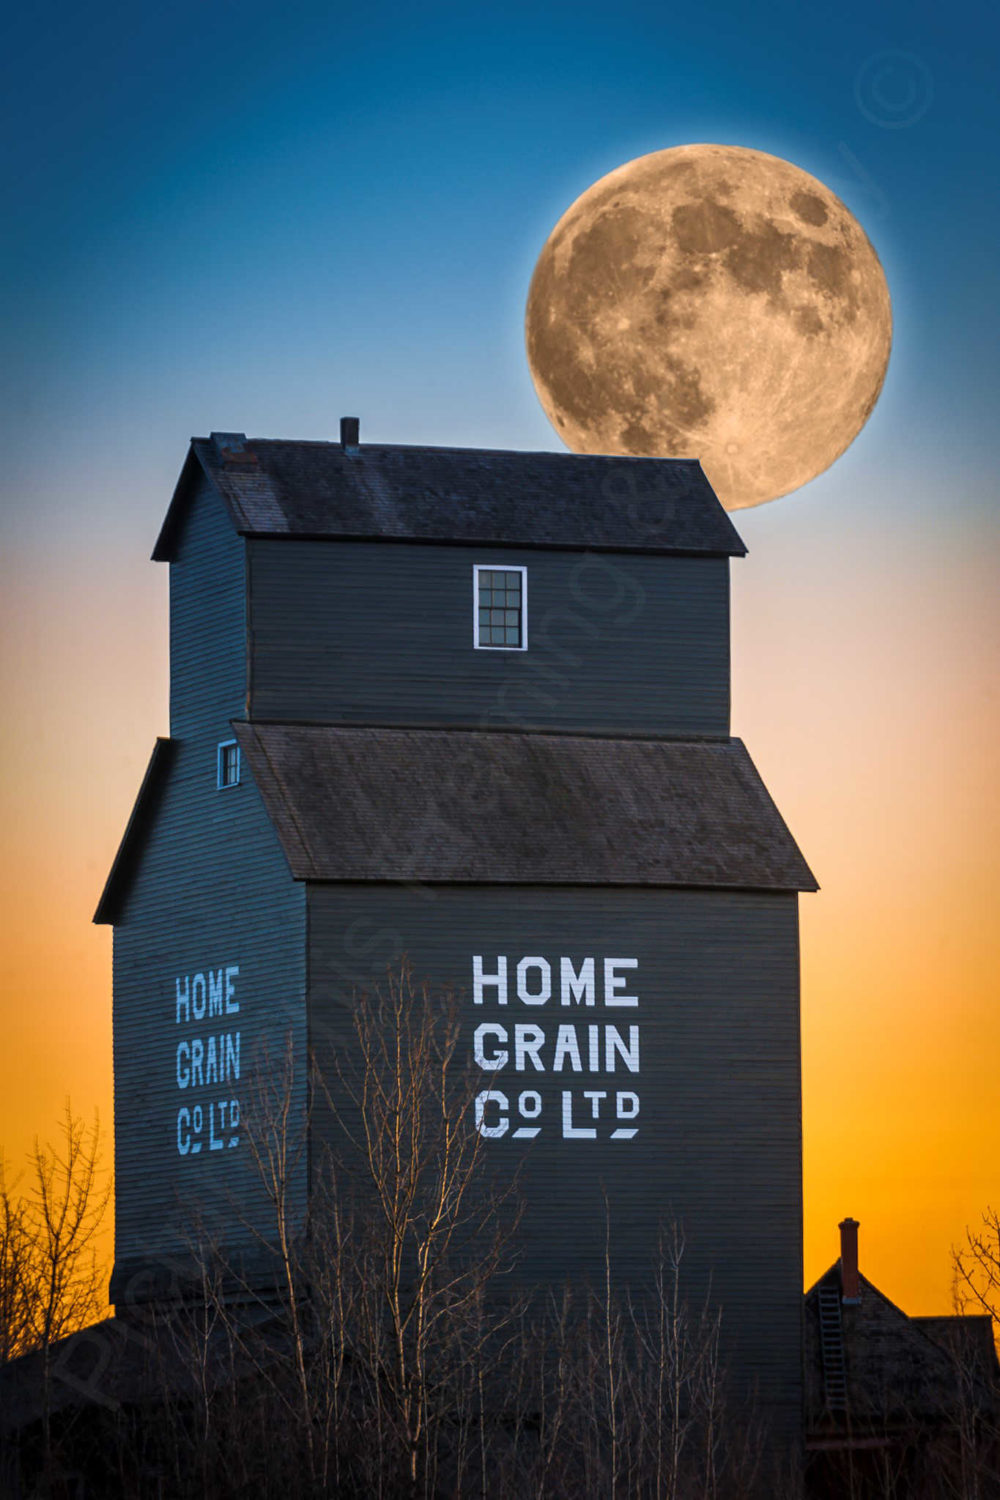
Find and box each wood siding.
[169,473,247,738]
[111,481,306,1302]
[247,540,731,738]
[306,883,803,1433]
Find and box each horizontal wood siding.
[169,473,247,738]
[248,540,730,738]
[111,481,306,1302]
[306,883,802,1433]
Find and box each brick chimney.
[839,1216,861,1304]
[340,416,360,450]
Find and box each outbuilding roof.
[234,723,817,891]
[153,434,746,559]
[805,1265,1000,1430]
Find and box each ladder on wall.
[817,1286,848,1412]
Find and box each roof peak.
[197,433,707,465]
[154,434,746,561]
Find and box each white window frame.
[473,564,528,651]
[217,739,241,789]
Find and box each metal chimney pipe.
[340,416,360,449]
[839,1217,861,1304]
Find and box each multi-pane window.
[217,740,240,789]
[474,566,527,650]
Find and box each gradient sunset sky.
[1,0,997,1313]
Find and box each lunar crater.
[671,199,742,255]
[791,191,829,226]
[525,144,891,508]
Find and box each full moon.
[525,145,892,509]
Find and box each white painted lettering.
[473,955,508,1005]
[514,1023,545,1071]
[474,1023,508,1070]
[209,970,224,1017]
[475,1090,509,1138]
[191,1037,204,1088]
[468,952,643,1148]
[513,1089,542,1139]
[562,1090,596,1139]
[192,972,207,1021]
[175,976,190,1025]
[224,1031,240,1081]
[560,956,596,1006]
[612,1091,640,1139]
[176,1041,190,1089]
[605,1025,639,1073]
[553,1024,583,1072]
[206,1034,218,1085]
[224,965,240,1014]
[517,957,551,1006]
[604,958,638,1006]
[177,1107,191,1154]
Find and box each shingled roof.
[94,738,176,924]
[805,1264,1000,1432]
[233,723,816,891]
[153,434,746,559]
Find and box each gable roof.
[912,1314,1000,1388]
[94,738,176,925]
[233,723,817,890]
[152,434,746,560]
[805,1263,1000,1427]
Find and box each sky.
[1,0,998,1315]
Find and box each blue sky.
[2,0,997,551]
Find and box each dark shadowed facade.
[95,425,816,1437]
[805,1219,1000,1496]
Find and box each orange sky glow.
[1,456,998,1319]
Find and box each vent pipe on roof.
[839,1217,861,1304]
[340,416,360,450]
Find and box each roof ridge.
[195,436,706,464]
[153,437,746,561]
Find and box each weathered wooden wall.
[306,881,803,1431]
[247,539,731,738]
[111,479,306,1303]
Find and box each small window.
[217,740,240,789]
[473,565,527,650]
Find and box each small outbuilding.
[805,1218,1000,1496]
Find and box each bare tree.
[0,1104,111,1490]
[2,993,799,1497]
[156,965,789,1499]
[151,966,524,1498]
[0,1164,34,1364]
[953,1208,1000,1334]
[24,1106,111,1356]
[315,963,524,1495]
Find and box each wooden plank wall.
[248,539,731,739]
[306,882,803,1434]
[111,478,306,1302]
